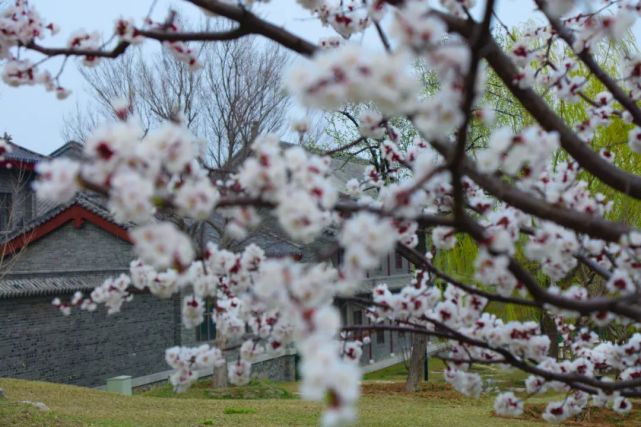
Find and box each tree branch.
[187,0,317,56]
[437,11,641,199]
[535,0,641,130]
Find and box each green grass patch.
[0,398,84,426]
[363,361,409,381]
[364,358,526,390]
[141,378,294,400]
[363,358,447,382]
[223,406,257,415]
[470,363,528,390]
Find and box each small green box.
[106,375,132,396]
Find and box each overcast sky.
[0,1,632,154]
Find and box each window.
[370,255,386,277]
[353,309,363,340]
[353,309,362,325]
[0,192,11,230]
[196,299,216,342]
[395,252,403,270]
[336,248,344,266]
[376,321,386,344]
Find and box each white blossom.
[174,178,219,220]
[130,222,195,270]
[494,392,523,417]
[33,158,80,204]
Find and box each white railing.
[358,273,413,293]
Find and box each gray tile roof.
[4,192,121,244]
[329,156,367,191]
[49,141,83,160]
[0,270,126,299]
[0,139,369,300]
[5,142,47,163]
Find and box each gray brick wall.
[251,355,296,382]
[8,222,133,274]
[0,213,300,387]
[178,293,199,348]
[0,293,178,387]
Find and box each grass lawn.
[1,362,639,426]
[364,358,527,389]
[140,379,297,400]
[0,377,540,427]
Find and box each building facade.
[0,139,412,388]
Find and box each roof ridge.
[0,193,127,248]
[8,141,46,158]
[49,140,83,157]
[3,269,127,278]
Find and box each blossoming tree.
[4,0,641,424]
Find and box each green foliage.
[554,35,641,228]
[324,27,641,327]
[487,27,641,227]
[437,30,641,322]
[432,234,477,283]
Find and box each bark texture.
[404,333,428,392]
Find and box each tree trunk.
[212,315,228,388]
[541,312,559,359]
[404,333,427,392]
[405,228,428,392]
[213,361,228,388]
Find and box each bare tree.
[62,30,290,169]
[201,36,290,166]
[62,101,109,143]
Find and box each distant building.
[0,139,410,388]
[0,140,191,387]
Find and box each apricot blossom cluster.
[8,0,641,425]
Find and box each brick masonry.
[0,217,297,387]
[251,355,296,381]
[8,222,134,274]
[0,215,185,387]
[0,293,179,387]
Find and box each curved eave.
[0,203,130,257]
[0,159,37,171]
